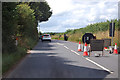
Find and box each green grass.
[2,47,26,74]
[2,37,38,74]
[59,37,64,40]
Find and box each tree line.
[2,2,52,54]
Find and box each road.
[5,40,118,78]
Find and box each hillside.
[52,19,120,47]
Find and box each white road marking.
[63,45,80,55]
[47,55,58,57]
[85,58,113,74]
[64,46,69,49]
[57,42,113,74]
[67,48,113,74]
[71,50,80,55]
[57,43,64,45]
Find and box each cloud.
[39,0,118,33]
[46,0,74,15]
[119,1,120,19]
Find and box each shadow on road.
[5,40,111,79]
[33,41,55,51]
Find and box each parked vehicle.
[42,34,51,42]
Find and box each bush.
[2,47,26,74]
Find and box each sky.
[38,0,119,33]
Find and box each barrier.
[90,39,104,56]
[103,39,111,48]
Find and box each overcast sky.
[38,0,118,33]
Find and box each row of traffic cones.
[78,41,89,56]
[78,41,118,57]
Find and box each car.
[42,34,51,42]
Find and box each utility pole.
[109,20,115,46]
[109,20,115,53]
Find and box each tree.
[16,3,38,49]
[2,2,18,53]
[29,2,52,22]
[2,2,53,53]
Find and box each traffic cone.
[83,43,88,56]
[104,47,107,50]
[113,43,118,54]
[78,41,82,51]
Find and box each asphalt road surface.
[5,40,118,78]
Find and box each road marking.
[57,41,113,74]
[68,48,113,74]
[85,58,113,74]
[71,50,80,55]
[57,43,64,45]
[64,46,69,49]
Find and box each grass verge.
[2,47,27,74]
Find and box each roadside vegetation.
[2,2,52,74]
[52,19,120,47]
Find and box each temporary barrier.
[102,39,111,51]
[103,39,111,48]
[90,39,104,51]
[90,39,104,56]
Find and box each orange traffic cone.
[113,43,118,54]
[104,47,107,50]
[83,43,88,56]
[78,41,82,51]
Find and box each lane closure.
[57,42,113,74]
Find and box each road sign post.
[112,21,113,46]
[109,21,115,46]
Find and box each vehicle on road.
[64,34,68,41]
[42,34,51,42]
